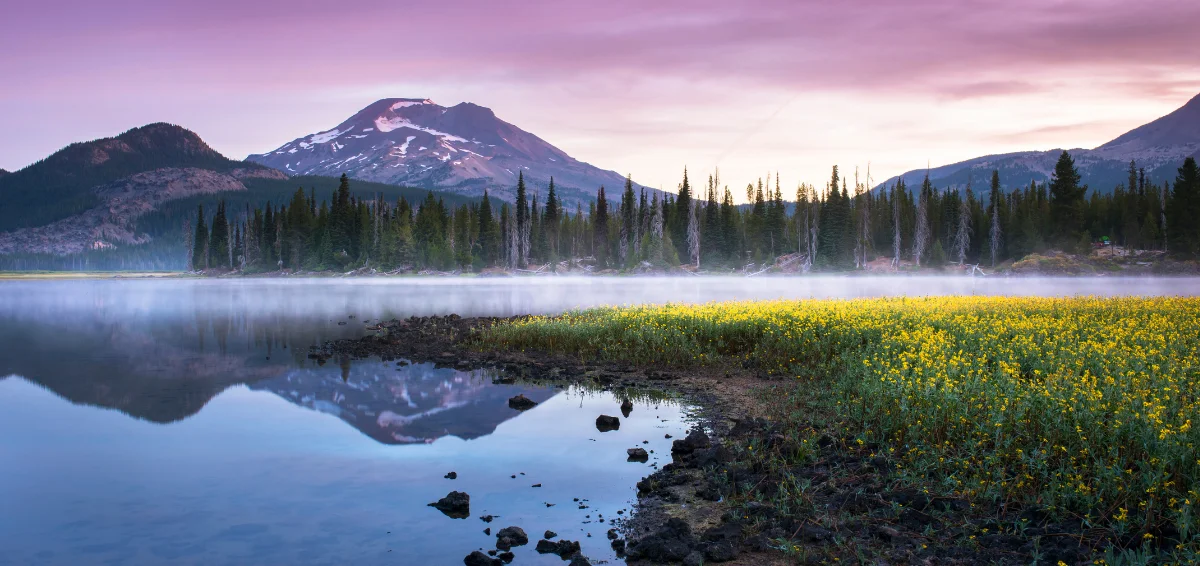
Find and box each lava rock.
[508,394,538,411]
[428,491,470,519]
[626,447,649,462]
[535,538,582,558]
[596,415,621,432]
[464,550,501,566]
[497,551,514,564]
[626,518,695,562]
[445,471,458,479]
[544,530,557,539]
[568,555,593,566]
[671,429,712,455]
[480,515,494,523]
[496,526,529,550]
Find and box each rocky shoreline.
[314,315,1121,565]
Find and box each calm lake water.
[1,276,1198,565]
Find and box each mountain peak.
[247,98,638,208]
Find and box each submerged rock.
[596,415,621,432]
[508,394,538,411]
[429,491,470,519]
[464,550,501,566]
[568,555,593,566]
[627,447,649,462]
[535,538,581,558]
[496,526,529,550]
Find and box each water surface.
[1,276,1197,565]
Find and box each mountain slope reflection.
[248,361,558,444]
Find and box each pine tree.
[1168,157,1200,256]
[208,201,230,269]
[515,172,529,267]
[1048,150,1087,245]
[544,179,561,269]
[478,190,498,265]
[191,205,208,271]
[619,175,635,267]
[988,170,1003,266]
[594,186,610,268]
[674,168,692,260]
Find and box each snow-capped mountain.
[879,92,1200,192]
[247,98,637,207]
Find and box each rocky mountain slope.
[0,167,286,255]
[0,123,276,232]
[0,123,288,256]
[880,92,1200,191]
[247,98,638,207]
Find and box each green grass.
[480,297,1200,555]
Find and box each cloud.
[2,0,1198,189]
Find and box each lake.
[1,276,1198,565]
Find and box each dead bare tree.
[892,184,902,267]
[989,190,1002,267]
[687,199,700,267]
[508,209,520,269]
[183,218,193,271]
[912,179,931,267]
[953,181,972,265]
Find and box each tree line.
[186,153,1200,273]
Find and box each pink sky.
[3,0,1199,195]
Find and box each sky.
[3,0,1199,198]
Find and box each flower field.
[482,296,1200,545]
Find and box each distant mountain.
[0,123,282,233]
[0,123,290,256]
[880,92,1200,192]
[247,98,640,208]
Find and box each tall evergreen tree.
[1168,157,1200,255]
[594,186,610,268]
[191,205,208,271]
[208,201,230,269]
[1048,150,1087,245]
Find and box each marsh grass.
[482,297,1200,551]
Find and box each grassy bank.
[481,297,1200,557]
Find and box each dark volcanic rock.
[429,491,470,519]
[627,518,696,562]
[595,415,621,432]
[627,447,649,462]
[445,471,458,479]
[508,394,538,411]
[464,550,501,566]
[620,399,633,417]
[544,530,557,539]
[496,526,529,550]
[671,429,712,455]
[568,555,593,566]
[535,538,582,558]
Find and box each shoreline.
[314,313,1126,565]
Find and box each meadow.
[482,296,1200,553]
